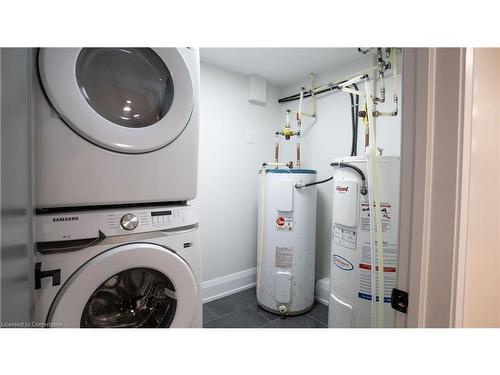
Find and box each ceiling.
[200,48,362,87]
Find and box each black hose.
[296,176,333,189]
[330,161,367,195]
[349,84,360,157]
[330,161,365,181]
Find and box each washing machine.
[34,204,201,328]
[34,47,199,209]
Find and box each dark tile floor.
[203,287,328,328]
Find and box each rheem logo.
[336,186,349,192]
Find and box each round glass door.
[47,243,198,328]
[38,48,194,153]
[81,267,177,328]
[75,48,174,129]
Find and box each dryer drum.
[80,267,177,328]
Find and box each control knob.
[120,213,138,231]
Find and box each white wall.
[278,54,403,279]
[196,62,282,282]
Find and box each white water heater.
[257,169,317,315]
[328,156,400,328]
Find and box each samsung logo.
[52,216,79,222]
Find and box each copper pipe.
[274,137,280,163]
[296,137,301,169]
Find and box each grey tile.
[204,307,269,328]
[262,314,325,328]
[203,306,219,325]
[248,304,281,322]
[204,287,256,317]
[306,302,329,325]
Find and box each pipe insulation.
[364,78,385,328]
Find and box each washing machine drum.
[38,48,194,153]
[47,243,198,328]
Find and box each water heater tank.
[256,169,317,315]
[328,156,400,328]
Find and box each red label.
[276,217,285,226]
[359,263,396,272]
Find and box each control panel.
[35,205,198,243]
[150,209,186,226]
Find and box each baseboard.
[201,267,256,303]
[202,268,330,305]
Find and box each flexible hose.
[297,162,368,192]
[296,176,332,189]
[330,162,366,181]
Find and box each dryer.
[34,204,201,328]
[34,47,199,209]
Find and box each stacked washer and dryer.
[33,48,202,328]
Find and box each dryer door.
[38,48,194,153]
[47,243,198,328]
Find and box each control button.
[120,213,138,231]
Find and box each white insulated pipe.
[364,79,385,328]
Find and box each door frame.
[397,48,471,327]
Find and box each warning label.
[332,226,357,250]
[360,202,392,232]
[276,211,294,231]
[358,241,397,303]
[275,247,293,269]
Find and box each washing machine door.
[38,48,194,153]
[47,243,198,328]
